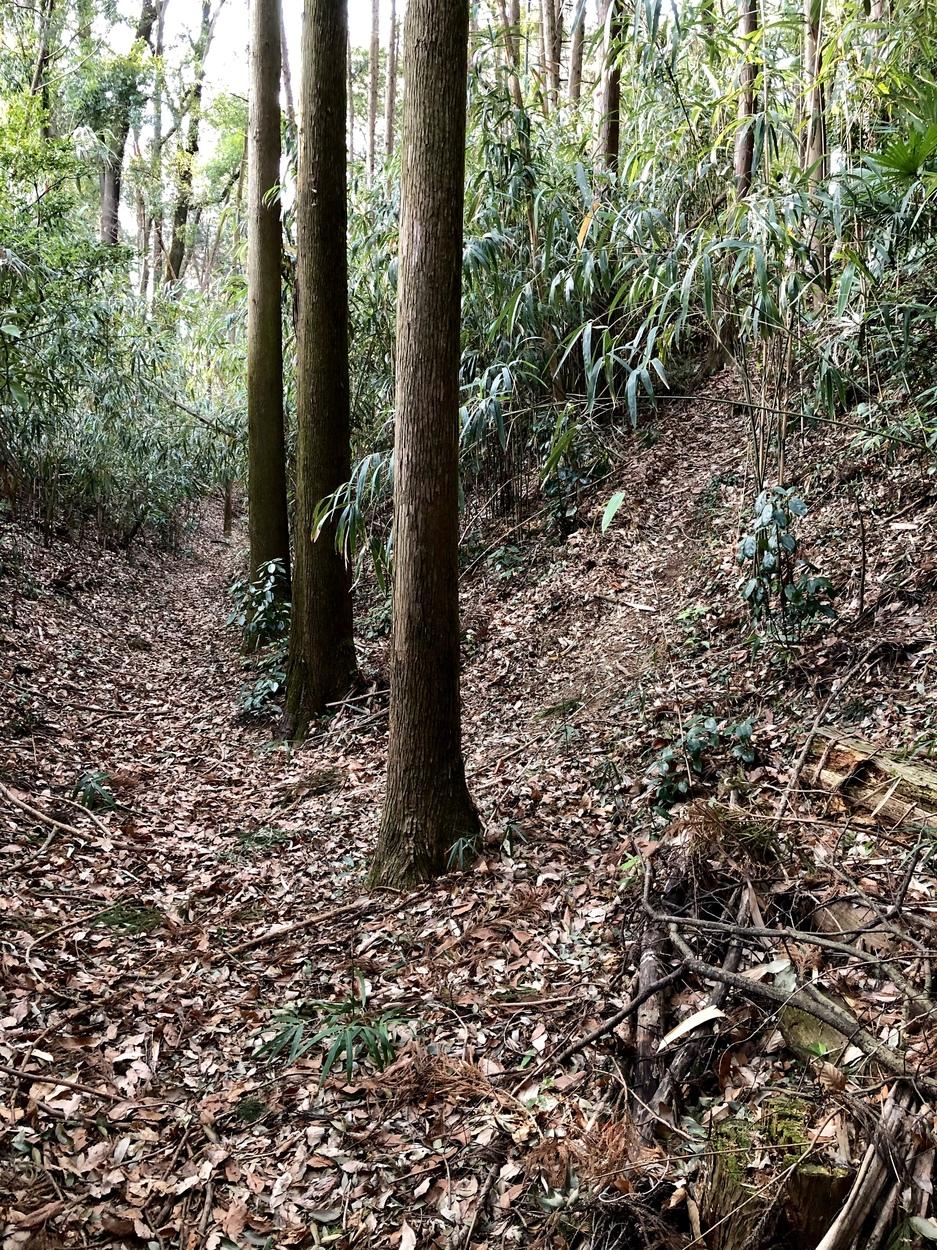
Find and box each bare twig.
[225,898,373,958]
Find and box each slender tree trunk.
[803,0,827,187]
[734,0,757,195]
[497,0,524,109]
[569,0,585,103]
[287,0,359,732]
[368,0,380,175]
[369,0,479,889]
[279,1,296,134]
[149,0,168,297]
[384,0,398,157]
[537,3,550,114]
[247,0,291,595]
[596,0,622,171]
[30,0,56,138]
[551,0,563,99]
[100,0,157,244]
[542,0,557,107]
[347,31,355,159]
[165,0,213,284]
[508,0,521,65]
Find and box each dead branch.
[225,897,373,957]
[669,930,937,1098]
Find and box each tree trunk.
[568,0,585,103]
[551,0,563,100]
[287,0,359,732]
[596,0,622,172]
[149,0,168,297]
[542,0,557,107]
[537,3,550,115]
[247,0,291,594]
[508,0,521,67]
[369,0,479,889]
[347,31,355,159]
[803,0,827,187]
[100,0,157,245]
[30,0,57,139]
[280,1,296,135]
[368,0,380,175]
[734,0,758,195]
[384,0,398,157]
[165,0,213,284]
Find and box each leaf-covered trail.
[0,392,769,1247]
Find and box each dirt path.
[1,397,753,1247]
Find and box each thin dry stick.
[27,899,130,953]
[225,898,373,958]
[512,966,687,1091]
[458,1157,503,1250]
[0,1061,125,1103]
[1,782,89,842]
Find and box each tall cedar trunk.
[552,0,563,99]
[347,32,354,159]
[597,0,622,171]
[542,0,557,107]
[100,0,157,245]
[803,0,827,186]
[165,0,211,284]
[30,0,56,139]
[279,2,296,133]
[369,0,479,889]
[734,0,757,195]
[537,4,549,114]
[569,0,584,103]
[384,0,397,157]
[368,0,380,174]
[247,0,291,591]
[149,0,167,296]
[498,0,524,108]
[286,0,358,732]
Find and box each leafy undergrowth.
[2,376,937,1249]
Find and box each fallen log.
[806,728,937,831]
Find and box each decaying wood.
[634,925,665,1103]
[668,930,937,1099]
[815,1086,916,1250]
[807,727,937,831]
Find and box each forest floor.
[3,376,937,1250]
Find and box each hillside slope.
[2,376,936,1249]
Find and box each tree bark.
[247,0,291,593]
[551,0,563,100]
[369,0,479,889]
[542,0,557,107]
[384,0,398,157]
[368,0,380,175]
[803,0,827,187]
[164,0,214,284]
[100,0,158,245]
[30,0,57,139]
[279,0,296,134]
[537,2,550,115]
[568,0,585,104]
[596,0,622,172]
[733,0,758,195]
[149,0,168,296]
[508,0,521,67]
[347,30,355,159]
[287,0,359,732]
